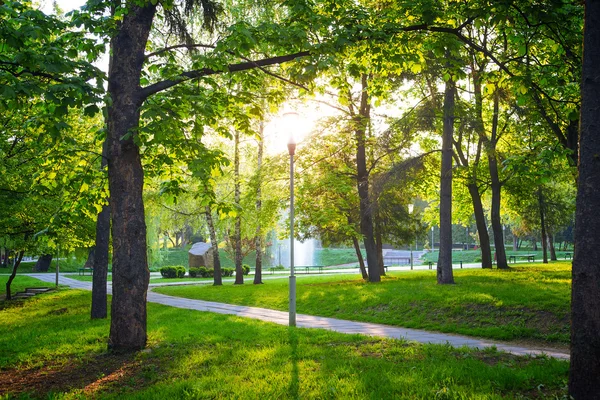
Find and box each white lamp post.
[431,226,435,252]
[408,204,414,270]
[283,111,299,327]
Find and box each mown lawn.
[155,262,572,344]
[0,284,569,399]
[0,275,57,298]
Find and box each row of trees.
[2,0,598,397]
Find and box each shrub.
[222,267,234,277]
[473,257,482,262]
[273,265,285,270]
[242,264,251,275]
[189,267,200,278]
[160,265,186,278]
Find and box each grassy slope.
[0,286,568,399]
[155,263,571,344]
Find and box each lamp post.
[431,226,435,252]
[408,204,414,270]
[284,111,299,327]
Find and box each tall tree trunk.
[437,75,455,285]
[513,235,518,251]
[234,130,244,284]
[34,254,53,272]
[488,92,509,270]
[254,121,264,285]
[354,75,379,282]
[570,2,600,396]
[466,61,493,270]
[205,206,222,286]
[91,139,110,320]
[5,250,24,300]
[84,248,95,270]
[107,4,156,352]
[548,231,557,261]
[468,183,493,269]
[352,236,369,280]
[375,218,385,276]
[538,187,548,264]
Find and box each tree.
[71,0,311,351]
[569,1,600,396]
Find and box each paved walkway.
[26,273,569,360]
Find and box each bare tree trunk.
[375,221,385,276]
[353,75,379,282]
[488,92,508,270]
[437,74,455,284]
[352,236,369,280]
[34,254,53,272]
[205,206,222,286]
[234,130,244,285]
[107,4,156,352]
[5,250,24,300]
[254,121,264,285]
[570,2,600,396]
[538,187,548,264]
[91,139,110,320]
[513,235,518,251]
[468,183,493,269]
[548,231,557,261]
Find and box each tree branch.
[140,51,311,100]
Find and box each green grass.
[155,262,572,345]
[421,250,574,265]
[0,275,56,297]
[0,283,569,399]
[66,274,216,285]
[313,247,365,266]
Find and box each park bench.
[564,252,572,260]
[78,267,93,276]
[508,254,536,263]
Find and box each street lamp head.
[282,111,299,156]
[408,204,414,214]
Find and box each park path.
[27,273,569,361]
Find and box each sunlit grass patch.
[156,262,571,344]
[0,287,569,399]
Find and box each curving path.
[26,273,569,360]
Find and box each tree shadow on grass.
[0,351,144,398]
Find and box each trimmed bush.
[242,264,251,275]
[160,265,186,278]
[222,267,234,277]
[189,267,200,278]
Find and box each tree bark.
[233,130,244,284]
[5,250,24,300]
[107,4,156,352]
[437,75,455,285]
[254,121,264,285]
[354,75,379,282]
[569,2,600,396]
[488,92,509,270]
[538,187,548,264]
[513,235,518,251]
[34,254,53,272]
[91,202,110,319]
[468,183,493,269]
[548,231,557,261]
[205,206,222,286]
[352,236,369,280]
[91,139,110,320]
[375,221,385,276]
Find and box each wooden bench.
[508,254,536,263]
[564,252,572,260]
[299,266,324,274]
[78,267,93,276]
